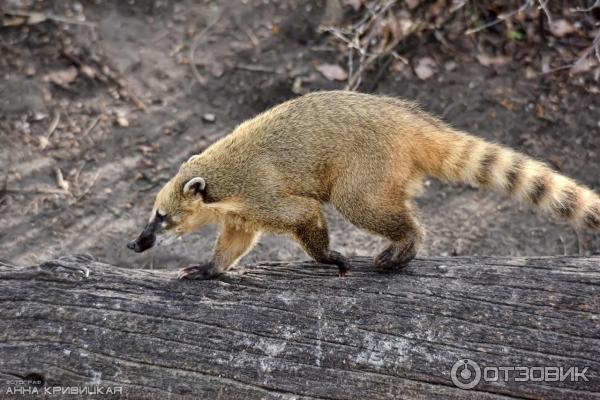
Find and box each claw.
[177,264,220,280]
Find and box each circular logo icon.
[451,359,481,389]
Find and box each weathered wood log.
[0,255,599,399]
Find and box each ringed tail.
[415,129,600,232]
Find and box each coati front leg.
[178,222,259,280]
[294,220,351,277]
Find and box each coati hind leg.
[178,222,259,280]
[333,189,423,271]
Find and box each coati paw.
[374,242,417,271]
[329,250,351,278]
[177,263,221,280]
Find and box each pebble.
[202,113,216,123]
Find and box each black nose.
[126,240,138,251]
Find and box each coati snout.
[127,219,159,253]
[127,210,168,252]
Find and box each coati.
[127,91,600,279]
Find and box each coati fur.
[127,91,600,279]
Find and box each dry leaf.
[42,67,78,86]
[406,0,420,10]
[116,116,129,127]
[570,57,596,75]
[316,63,348,81]
[500,99,516,111]
[550,19,576,38]
[476,54,510,67]
[535,103,545,119]
[414,57,437,80]
[38,136,50,150]
[80,65,97,79]
[26,12,47,25]
[3,16,27,27]
[291,77,307,95]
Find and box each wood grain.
[0,255,599,399]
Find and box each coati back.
[128,91,600,279]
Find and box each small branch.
[189,12,223,86]
[466,0,533,35]
[46,111,60,139]
[537,0,553,25]
[1,9,96,28]
[234,64,277,73]
[572,0,600,12]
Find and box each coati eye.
[156,209,166,221]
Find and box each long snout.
[127,222,158,253]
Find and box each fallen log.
[0,255,599,399]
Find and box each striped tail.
[417,129,600,231]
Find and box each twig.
[189,12,223,86]
[72,171,99,204]
[234,64,277,73]
[570,29,600,72]
[1,9,97,27]
[54,168,70,193]
[572,0,600,12]
[82,115,101,137]
[4,187,68,195]
[46,111,60,139]
[537,0,553,25]
[466,0,533,35]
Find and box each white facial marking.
[154,232,177,247]
[157,209,166,217]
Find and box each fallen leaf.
[210,63,224,78]
[406,0,420,9]
[42,67,78,86]
[535,103,545,119]
[316,63,348,81]
[116,116,129,127]
[500,99,516,111]
[414,57,437,80]
[550,19,576,37]
[38,136,50,150]
[476,54,510,67]
[291,77,307,95]
[3,16,27,27]
[26,12,47,25]
[80,65,97,79]
[570,57,596,75]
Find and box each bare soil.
[1,0,599,272]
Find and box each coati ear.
[183,177,206,197]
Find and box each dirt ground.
[1,0,599,272]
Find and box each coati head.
[127,167,218,253]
